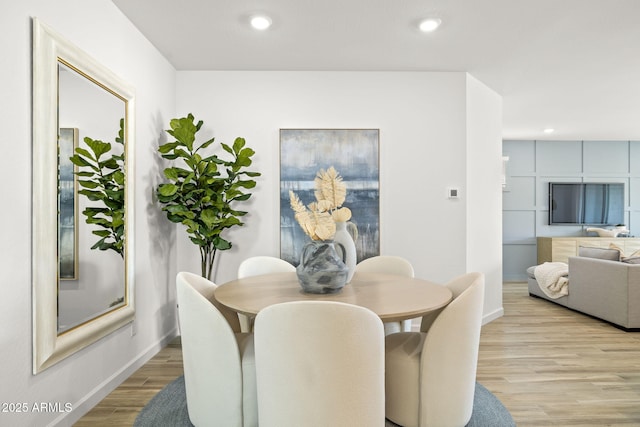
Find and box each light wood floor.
[74,338,184,426]
[478,283,640,427]
[76,282,640,426]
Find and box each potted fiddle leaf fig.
[156,114,261,280]
[69,119,126,257]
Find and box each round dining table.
[214,271,452,322]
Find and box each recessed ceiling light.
[418,18,442,32]
[543,128,555,134]
[250,15,272,30]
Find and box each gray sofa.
[528,254,640,330]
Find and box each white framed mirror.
[32,18,135,373]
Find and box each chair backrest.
[356,256,415,334]
[355,255,415,277]
[419,272,485,427]
[179,271,241,332]
[254,301,386,427]
[176,272,244,426]
[237,256,296,278]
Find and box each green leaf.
[232,193,252,201]
[69,155,95,169]
[91,237,107,250]
[73,147,94,160]
[166,204,189,213]
[158,194,178,204]
[165,212,184,223]
[189,236,207,247]
[199,137,216,150]
[158,184,179,197]
[201,209,217,228]
[113,171,125,185]
[101,158,119,169]
[85,138,111,159]
[79,190,105,201]
[104,189,123,201]
[221,142,233,155]
[236,179,257,189]
[164,168,179,181]
[169,115,199,151]
[160,153,180,160]
[78,180,100,189]
[116,118,125,145]
[158,142,179,154]
[239,147,255,159]
[213,236,232,250]
[232,137,246,154]
[112,215,124,229]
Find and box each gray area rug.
[134,375,515,427]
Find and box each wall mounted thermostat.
[447,188,460,199]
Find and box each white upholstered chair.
[354,255,416,334]
[237,256,296,332]
[254,301,386,427]
[385,272,485,427]
[176,272,257,427]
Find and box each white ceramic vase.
[334,221,357,283]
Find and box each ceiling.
[112,0,640,141]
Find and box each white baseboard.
[482,307,504,325]
[49,327,180,427]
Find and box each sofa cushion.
[622,256,640,264]
[578,246,621,261]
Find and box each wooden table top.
[214,271,452,322]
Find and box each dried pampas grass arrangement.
[289,167,352,240]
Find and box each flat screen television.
[549,182,625,225]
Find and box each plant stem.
[207,247,217,281]
[199,245,218,280]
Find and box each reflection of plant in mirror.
[69,119,125,258]
[156,114,261,280]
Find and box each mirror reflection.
[57,61,127,333]
[32,18,135,373]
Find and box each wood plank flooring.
[478,283,640,426]
[76,282,640,426]
[74,338,183,426]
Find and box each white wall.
[466,74,504,322]
[175,71,503,319]
[0,1,177,426]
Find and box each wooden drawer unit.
[537,237,640,264]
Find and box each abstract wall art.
[280,129,380,265]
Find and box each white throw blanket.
[534,262,569,299]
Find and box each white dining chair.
[354,255,415,334]
[176,272,257,427]
[254,301,386,427]
[237,256,296,332]
[384,272,485,427]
